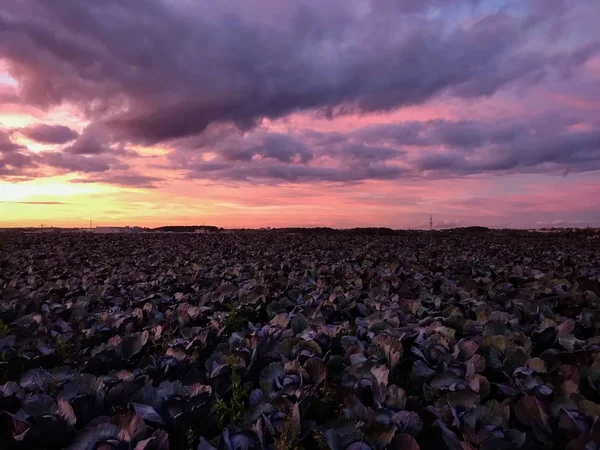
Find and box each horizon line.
[0,224,598,231]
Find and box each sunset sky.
[1,0,599,229]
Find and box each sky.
[0,0,599,229]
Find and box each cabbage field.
[1,230,599,450]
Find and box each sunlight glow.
[0,177,116,202]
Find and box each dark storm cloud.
[21,124,79,144]
[0,0,597,144]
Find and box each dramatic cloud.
[169,113,600,183]
[21,124,79,144]
[349,115,600,176]
[0,1,599,227]
[0,125,136,180]
[0,1,598,144]
[170,125,407,183]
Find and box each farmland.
[1,230,599,450]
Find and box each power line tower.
[430,214,433,231]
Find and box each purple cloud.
[63,124,137,157]
[187,160,405,183]
[0,0,598,191]
[170,125,407,183]
[218,132,313,163]
[0,1,597,144]
[0,125,139,181]
[0,130,23,153]
[0,129,37,176]
[38,151,117,173]
[21,124,79,144]
[70,173,163,188]
[172,112,600,183]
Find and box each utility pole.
[430,214,433,231]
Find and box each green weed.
[274,413,299,450]
[213,357,248,428]
[44,375,60,397]
[55,335,82,363]
[185,426,198,450]
[223,304,246,336]
[0,320,8,336]
[313,430,330,450]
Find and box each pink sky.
[1,1,599,229]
